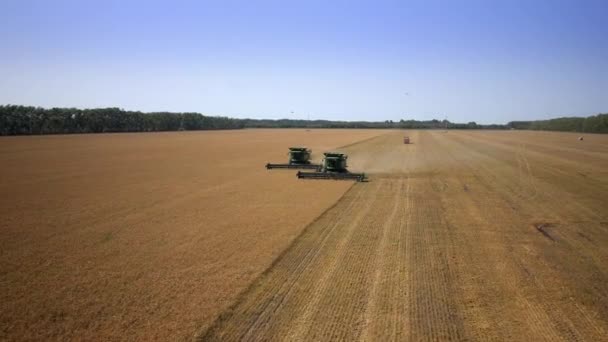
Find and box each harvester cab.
[297,152,366,182]
[288,147,312,165]
[321,152,348,172]
[266,147,321,170]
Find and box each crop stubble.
[202,130,608,341]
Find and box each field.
[202,130,608,341]
[2,129,608,341]
[0,129,385,340]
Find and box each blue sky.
[1,0,606,124]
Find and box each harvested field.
[202,130,608,341]
[0,129,386,341]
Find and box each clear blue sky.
[1,0,606,124]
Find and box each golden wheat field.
[0,129,385,340]
[2,129,608,341]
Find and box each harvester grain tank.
[266,147,321,170]
[297,152,366,182]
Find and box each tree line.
[242,118,504,130]
[0,105,245,135]
[507,113,608,133]
[1,105,606,135]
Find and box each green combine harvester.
[297,152,366,182]
[266,147,321,170]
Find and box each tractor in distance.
[266,147,321,170]
[297,152,366,182]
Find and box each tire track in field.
[200,180,386,341]
[201,130,608,341]
[428,133,556,334]
[429,131,608,340]
[428,131,565,340]
[359,177,410,341]
[297,178,403,341]
[452,132,608,208]
[261,179,391,341]
[201,135,469,341]
[407,175,466,341]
